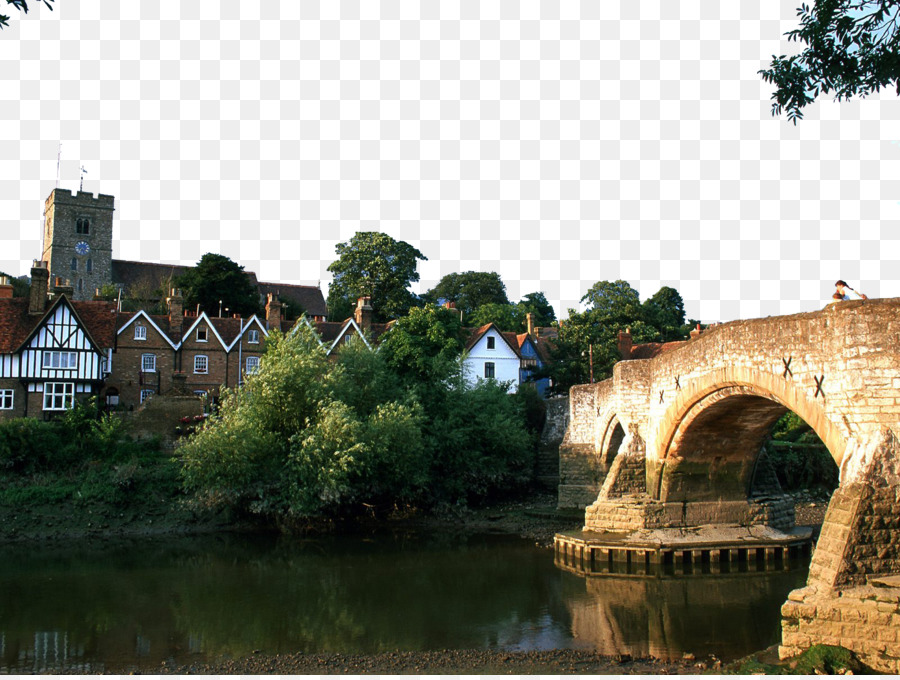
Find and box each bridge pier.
[780,428,900,673]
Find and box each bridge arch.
[650,365,848,503]
[597,410,625,471]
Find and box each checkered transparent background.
[1,0,899,323]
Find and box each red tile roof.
[0,297,118,354]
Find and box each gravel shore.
[166,648,710,675]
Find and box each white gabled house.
[463,323,523,392]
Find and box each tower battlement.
[44,189,115,210]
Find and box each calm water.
[0,530,807,673]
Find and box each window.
[86,258,92,273]
[76,218,90,234]
[487,336,495,350]
[196,326,208,342]
[71,257,77,271]
[101,357,111,374]
[134,325,147,340]
[42,351,78,370]
[77,278,83,293]
[0,389,13,410]
[484,362,495,379]
[140,389,155,404]
[245,356,260,374]
[247,329,260,344]
[43,382,74,411]
[193,390,207,397]
[141,354,157,372]
[194,355,208,374]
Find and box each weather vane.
[80,165,87,192]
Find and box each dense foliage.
[180,318,535,521]
[541,280,697,392]
[326,232,427,322]
[765,411,839,493]
[423,271,511,317]
[760,0,900,123]
[177,253,261,318]
[0,398,175,509]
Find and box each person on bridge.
[835,280,868,300]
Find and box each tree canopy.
[540,280,695,393]
[326,232,426,323]
[423,271,510,318]
[760,0,900,123]
[177,253,261,318]
[1,0,53,30]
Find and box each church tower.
[41,189,115,301]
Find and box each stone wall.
[125,394,204,451]
[781,582,900,674]
[536,396,567,490]
[584,497,795,532]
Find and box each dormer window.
[76,218,90,234]
[134,325,147,340]
[487,336,495,350]
[247,329,260,344]
[197,326,208,342]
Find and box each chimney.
[50,276,74,302]
[617,327,633,360]
[0,276,12,299]
[167,288,184,338]
[690,323,702,340]
[265,292,282,330]
[354,296,373,334]
[526,312,535,338]
[29,261,49,314]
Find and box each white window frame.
[0,389,13,410]
[245,356,260,374]
[43,382,75,411]
[194,355,208,374]
[42,351,78,370]
[484,361,495,379]
[196,326,208,342]
[134,325,147,341]
[141,353,157,372]
[140,389,155,404]
[247,329,260,344]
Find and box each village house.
[462,312,553,396]
[0,263,117,420]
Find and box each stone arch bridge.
[558,298,900,671]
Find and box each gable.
[117,310,178,349]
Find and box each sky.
[1,0,899,324]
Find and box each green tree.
[180,325,430,517]
[177,253,260,318]
[467,302,526,333]
[1,0,53,30]
[542,280,659,392]
[378,305,464,389]
[642,286,686,342]
[760,1,900,123]
[327,232,427,322]
[519,291,557,327]
[423,271,509,318]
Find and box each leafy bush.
[180,317,536,521]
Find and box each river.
[0,530,807,673]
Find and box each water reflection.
[0,531,807,672]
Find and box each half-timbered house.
[0,262,117,420]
